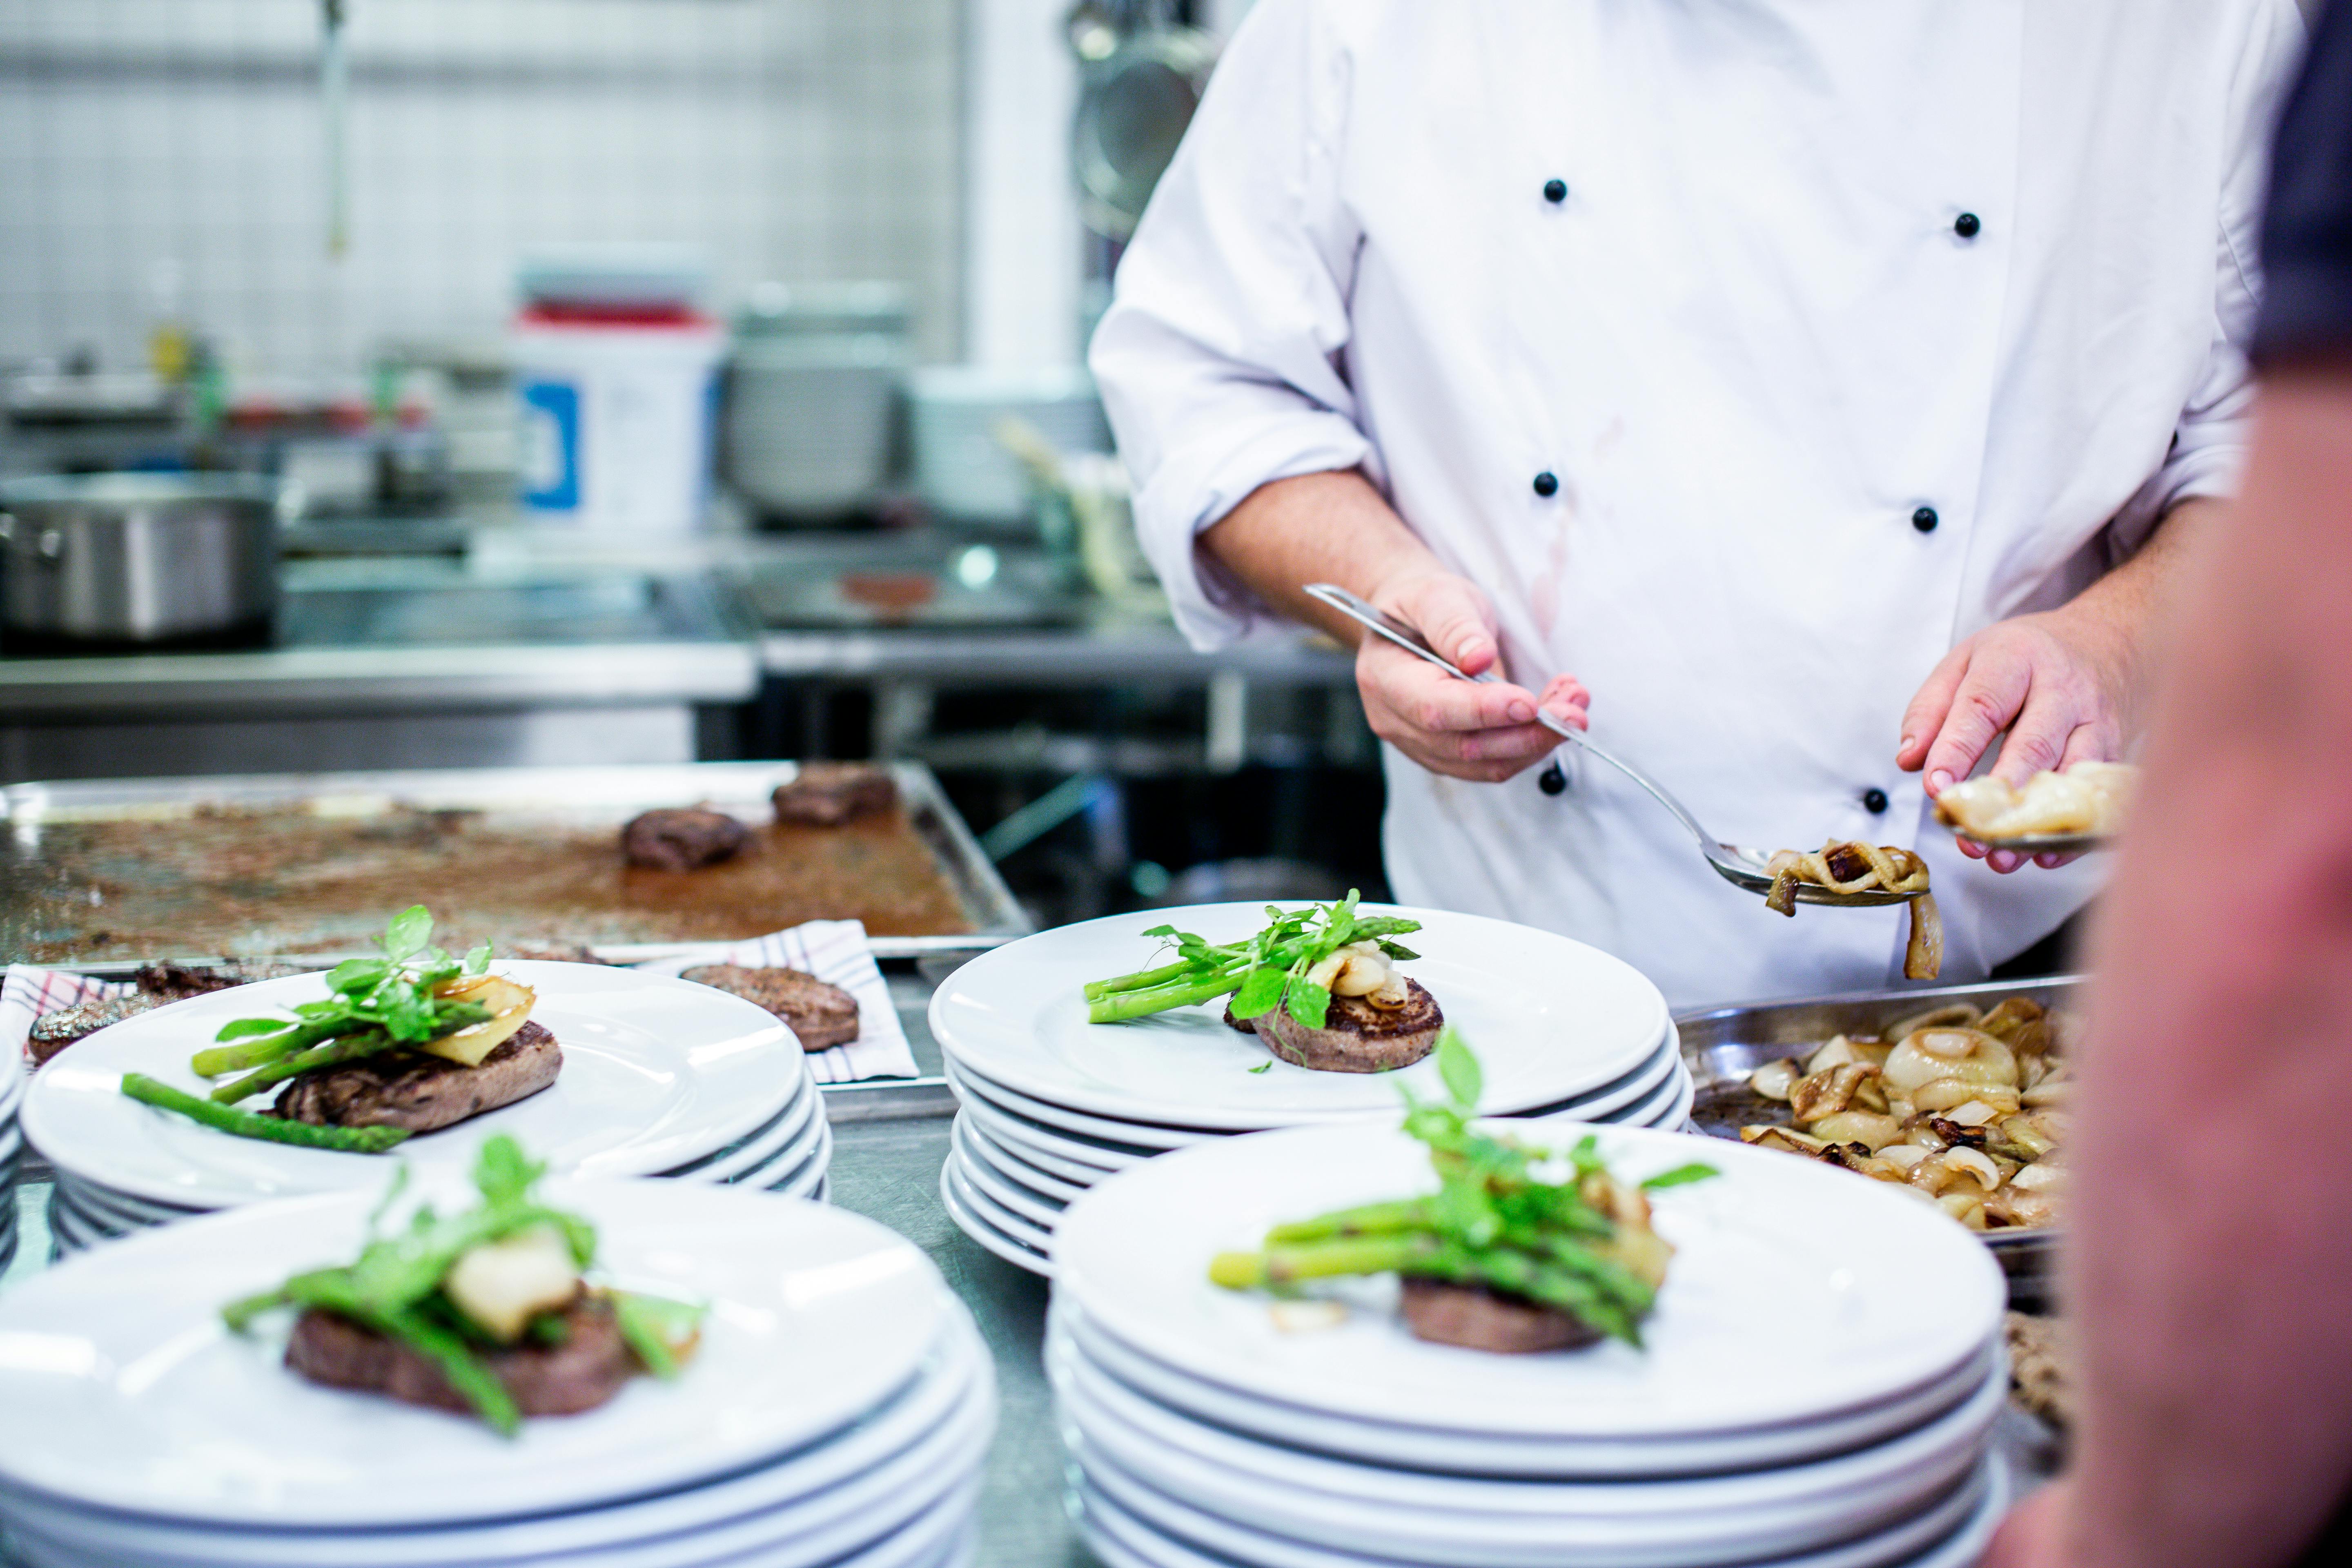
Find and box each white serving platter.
[929,905,1668,1131]
[23,962,801,1211]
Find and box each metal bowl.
[1677,975,2074,1307]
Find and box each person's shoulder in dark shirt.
[2260,1,2352,360]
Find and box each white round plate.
[50,1176,171,1234]
[958,1114,1089,1204]
[1055,1339,1996,1566]
[946,1062,1223,1151]
[1,1327,989,1568]
[1069,1450,2007,1568]
[0,1176,951,1527]
[22,962,802,1212]
[949,1071,1157,1171]
[931,905,1668,1130]
[692,1083,824,1187]
[1055,1123,2003,1444]
[952,1122,1067,1229]
[43,1190,125,1254]
[939,1160,1053,1278]
[660,1068,817,1183]
[1055,1302,1998,1478]
[1557,1057,1692,1132]
[1073,1438,1999,1568]
[944,1148,1054,1254]
[1518,1030,1680,1123]
[764,1120,835,1198]
[52,1172,207,1224]
[1054,1328,1999,1523]
[957,1093,1129,1185]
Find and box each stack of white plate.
[22,962,828,1256]
[0,1060,23,1273]
[1050,1121,2013,1568]
[0,1178,991,1568]
[929,906,1693,1275]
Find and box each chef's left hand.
[1895,604,2134,874]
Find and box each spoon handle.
[1301,583,1718,851]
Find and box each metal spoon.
[1303,583,1926,907]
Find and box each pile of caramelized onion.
[1739,997,2067,1231]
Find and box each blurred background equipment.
[910,365,1109,529]
[510,245,725,536]
[722,282,912,525]
[0,472,285,648]
[1069,1,1221,338]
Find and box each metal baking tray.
[1678,975,2078,1306]
[1,761,1030,964]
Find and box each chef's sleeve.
[2254,0,2352,361]
[2108,0,2305,559]
[1088,0,1370,651]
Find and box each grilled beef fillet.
[1399,1277,1601,1354]
[620,808,751,872]
[681,964,860,1050]
[1240,980,1444,1074]
[771,764,895,826]
[274,1021,561,1133]
[28,961,303,1065]
[287,1292,634,1418]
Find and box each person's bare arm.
[1895,496,2219,872]
[1986,367,2352,1568]
[1203,469,1587,782]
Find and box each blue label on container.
[519,378,580,512]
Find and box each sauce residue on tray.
[0,804,975,962]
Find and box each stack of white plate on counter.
[20,962,829,1256]
[0,1060,23,1272]
[929,905,1694,1275]
[1050,1121,2013,1568]
[0,1178,990,1568]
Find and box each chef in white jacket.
[1091,0,2302,1007]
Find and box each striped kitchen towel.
[628,920,917,1083]
[3,966,127,1072]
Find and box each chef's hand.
[1895,606,2132,874]
[1358,570,1589,784]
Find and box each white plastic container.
[511,311,724,535]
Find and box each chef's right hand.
[1356,571,1588,784]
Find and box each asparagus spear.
[1083,896,1422,1026]
[121,1073,412,1154]
[1207,1030,1714,1347]
[208,1029,397,1104]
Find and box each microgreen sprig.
[1209,1029,1718,1347]
[191,906,494,1091]
[1084,891,1421,1027]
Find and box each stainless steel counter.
[0,525,1361,784]
[0,641,756,718]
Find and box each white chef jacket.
[1090,0,2303,1009]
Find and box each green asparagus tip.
[1208,1251,1267,1290]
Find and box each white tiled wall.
[0,0,964,379]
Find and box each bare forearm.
[2066,374,2352,1567]
[1200,470,1446,647]
[2051,494,2221,731]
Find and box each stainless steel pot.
[0,473,285,645]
